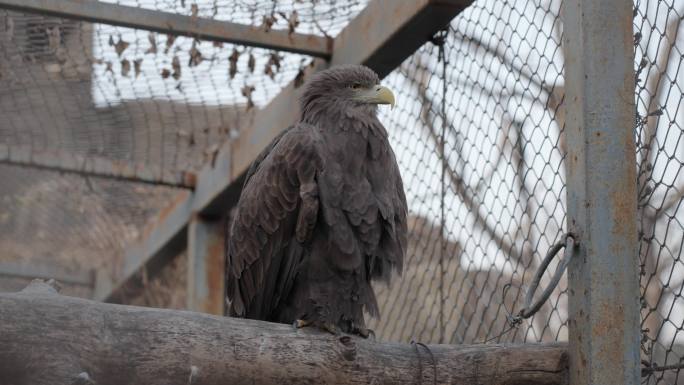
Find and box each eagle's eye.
[349,83,362,90]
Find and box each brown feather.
[226,65,407,332]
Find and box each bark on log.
[0,280,568,385]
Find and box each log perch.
[0,280,568,385]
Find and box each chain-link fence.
[0,0,365,290]
[1,0,683,381]
[367,0,567,345]
[635,0,684,383]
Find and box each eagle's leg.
[293,319,312,329]
[318,321,340,336]
[292,319,340,336]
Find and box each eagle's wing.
[240,126,292,192]
[313,132,408,318]
[227,124,321,319]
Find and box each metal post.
[187,215,225,315]
[563,0,640,384]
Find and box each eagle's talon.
[293,319,340,336]
[293,319,312,329]
[320,322,340,336]
[353,326,375,340]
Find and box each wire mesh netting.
[635,0,684,383]
[0,0,683,379]
[0,1,366,176]
[98,0,367,36]
[367,0,567,345]
[0,0,571,344]
[0,163,183,289]
[0,0,365,293]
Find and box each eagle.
[226,65,408,337]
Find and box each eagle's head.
[299,65,395,123]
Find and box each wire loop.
[519,232,577,319]
[484,232,578,343]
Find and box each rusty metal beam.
[331,0,470,77]
[0,144,196,188]
[0,0,331,58]
[0,259,94,287]
[99,0,473,303]
[563,0,640,384]
[187,215,225,315]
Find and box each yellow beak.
[372,85,395,108]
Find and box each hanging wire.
[430,27,449,345]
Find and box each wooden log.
[0,280,568,385]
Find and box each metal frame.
[187,215,224,315]
[91,0,472,304]
[0,0,331,57]
[563,0,640,383]
[0,259,94,287]
[0,144,196,188]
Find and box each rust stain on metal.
[159,192,190,222]
[202,234,225,315]
[610,189,634,237]
[609,144,637,245]
[182,171,197,188]
[140,191,190,239]
[593,302,626,362]
[325,36,334,53]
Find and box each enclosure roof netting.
[0,0,367,292]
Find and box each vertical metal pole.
[563,0,640,384]
[187,215,225,315]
